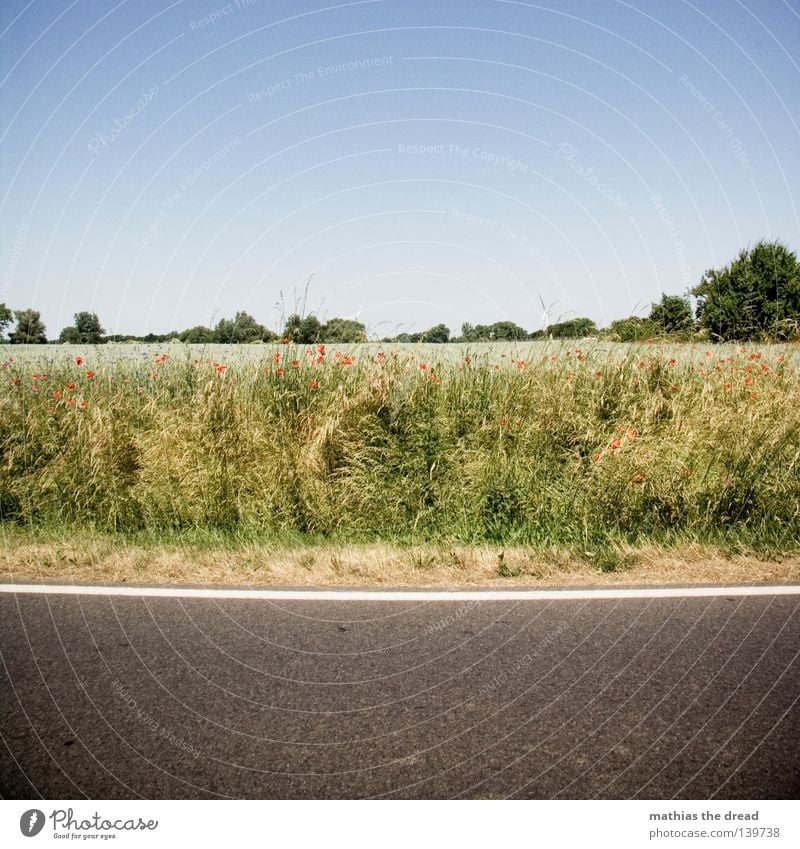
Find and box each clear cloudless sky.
[1,0,798,337]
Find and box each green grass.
[1,340,798,556]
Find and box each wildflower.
[723,382,732,390]
[32,373,40,380]
[318,344,326,355]
[309,378,319,389]
[419,363,428,370]
[85,371,95,379]
[592,451,601,461]
[273,353,281,363]
[500,417,509,426]
[610,438,621,450]
[282,337,290,344]
[276,368,284,377]
[669,358,677,367]
[11,377,21,386]
[75,356,83,366]
[52,389,62,399]
[79,399,89,409]
[749,392,757,400]
[744,376,754,386]
[291,360,300,369]
[377,352,385,359]
[631,472,645,484]
[67,383,76,391]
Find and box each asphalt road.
[1,588,798,799]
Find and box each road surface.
[1,585,798,799]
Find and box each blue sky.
[1,0,798,337]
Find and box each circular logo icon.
[20,810,45,837]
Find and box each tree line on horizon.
[2,240,799,346]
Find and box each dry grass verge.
[1,535,798,588]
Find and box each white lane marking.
[0,584,798,601]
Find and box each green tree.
[462,321,528,341]
[544,317,598,339]
[75,311,105,343]
[59,311,105,344]
[487,321,528,340]
[0,303,12,340]
[321,317,367,343]
[282,313,322,343]
[8,309,47,344]
[179,325,218,343]
[216,311,266,343]
[649,294,694,335]
[607,316,657,342]
[58,326,82,344]
[692,240,800,341]
[420,323,450,343]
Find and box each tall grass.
[1,342,798,553]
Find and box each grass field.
[1,340,799,584]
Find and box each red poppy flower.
[309,378,319,389]
[75,356,83,366]
[85,371,95,379]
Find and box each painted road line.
[0,583,799,601]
